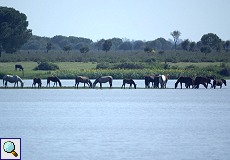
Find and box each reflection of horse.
[175,77,194,89]
[75,76,92,88]
[121,79,136,89]
[159,75,169,88]
[193,76,212,89]
[32,78,42,88]
[15,64,24,71]
[3,75,24,88]
[213,79,227,89]
[47,76,62,87]
[93,76,113,88]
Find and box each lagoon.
[0,80,230,160]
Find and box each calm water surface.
[0,80,230,160]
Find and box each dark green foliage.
[46,43,52,53]
[102,40,112,52]
[200,46,212,55]
[0,7,32,54]
[144,47,153,53]
[34,62,59,70]
[80,46,89,53]
[201,33,222,51]
[63,45,72,52]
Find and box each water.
[0,80,230,160]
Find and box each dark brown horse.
[193,76,212,89]
[145,76,154,88]
[175,77,194,89]
[75,76,92,88]
[47,76,62,87]
[15,64,24,71]
[145,75,159,88]
[93,76,113,88]
[121,79,136,89]
[32,78,42,88]
[213,79,227,89]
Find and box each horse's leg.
[100,83,102,88]
[180,82,182,89]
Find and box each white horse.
[159,74,169,88]
[3,75,24,88]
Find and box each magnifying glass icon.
[3,141,18,157]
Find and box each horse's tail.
[57,79,62,87]
[109,76,113,87]
[47,78,50,87]
[144,77,149,88]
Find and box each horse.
[47,76,62,87]
[75,76,92,88]
[93,76,113,88]
[32,78,42,88]
[144,76,155,88]
[3,75,24,88]
[15,64,24,71]
[121,79,136,89]
[193,76,212,89]
[175,77,194,89]
[159,75,169,88]
[213,79,227,89]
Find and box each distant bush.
[34,62,59,70]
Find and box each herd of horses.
[2,74,227,89]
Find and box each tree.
[224,40,230,52]
[189,42,196,52]
[102,40,112,52]
[80,46,89,53]
[46,43,52,53]
[94,39,105,51]
[201,33,221,51]
[181,39,190,51]
[170,30,181,50]
[63,45,72,53]
[200,46,212,56]
[119,41,133,50]
[0,7,32,56]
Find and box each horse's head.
[93,78,99,88]
[88,80,93,88]
[133,83,137,89]
[21,82,24,88]
[222,79,227,86]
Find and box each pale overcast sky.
[1,0,230,42]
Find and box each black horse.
[213,79,227,89]
[47,76,62,87]
[175,77,194,89]
[15,64,24,71]
[121,79,136,89]
[193,76,212,89]
[145,75,159,88]
[32,78,42,88]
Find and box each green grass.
[0,61,229,79]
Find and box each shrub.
[34,62,59,70]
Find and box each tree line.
[0,6,230,57]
